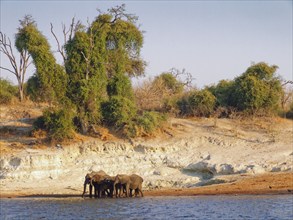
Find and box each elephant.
[82,170,107,198]
[129,174,144,197]
[114,174,144,197]
[114,181,127,198]
[91,174,116,198]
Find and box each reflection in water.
[1,195,293,219]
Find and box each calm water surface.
[1,195,292,219]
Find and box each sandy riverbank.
[1,172,292,198]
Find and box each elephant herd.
[81,170,144,198]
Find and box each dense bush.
[0,78,18,104]
[102,96,137,127]
[137,111,166,133]
[26,74,43,102]
[207,80,234,107]
[154,73,184,95]
[178,89,216,117]
[231,62,282,114]
[125,111,167,137]
[33,108,75,141]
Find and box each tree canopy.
[15,16,67,103]
[232,62,282,113]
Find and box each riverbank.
[1,172,292,198]
[1,104,292,199]
[145,172,293,196]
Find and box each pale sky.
[0,0,292,88]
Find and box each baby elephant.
[114,174,143,197]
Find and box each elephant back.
[94,170,107,176]
[86,170,107,179]
[92,173,109,183]
[130,174,143,183]
[115,174,130,184]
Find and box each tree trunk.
[17,77,24,102]
[19,85,24,102]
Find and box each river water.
[1,195,292,219]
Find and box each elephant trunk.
[82,177,91,198]
[82,182,87,198]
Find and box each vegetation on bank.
[0,5,292,142]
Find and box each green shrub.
[0,78,18,104]
[178,89,216,117]
[154,73,184,95]
[137,111,166,133]
[26,74,42,102]
[162,96,181,115]
[125,111,167,137]
[207,80,234,107]
[34,108,75,141]
[231,62,282,114]
[102,96,137,127]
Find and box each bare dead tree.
[169,68,195,90]
[50,17,83,64]
[0,32,31,101]
[281,80,293,111]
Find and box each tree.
[134,69,190,112]
[15,15,67,104]
[0,16,33,101]
[65,4,144,132]
[232,62,282,114]
[154,72,184,95]
[280,80,293,112]
[50,17,84,64]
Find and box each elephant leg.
[134,189,139,197]
[125,184,130,197]
[109,188,114,198]
[119,186,122,197]
[115,185,119,198]
[138,188,144,197]
[94,187,98,198]
[105,188,110,197]
[129,189,133,197]
[98,189,101,198]
[122,185,127,197]
[89,184,93,198]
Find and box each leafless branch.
[107,4,138,23]
[50,23,66,62]
[0,31,31,101]
[282,80,293,86]
[169,68,195,89]
[50,16,83,64]
[0,66,16,75]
